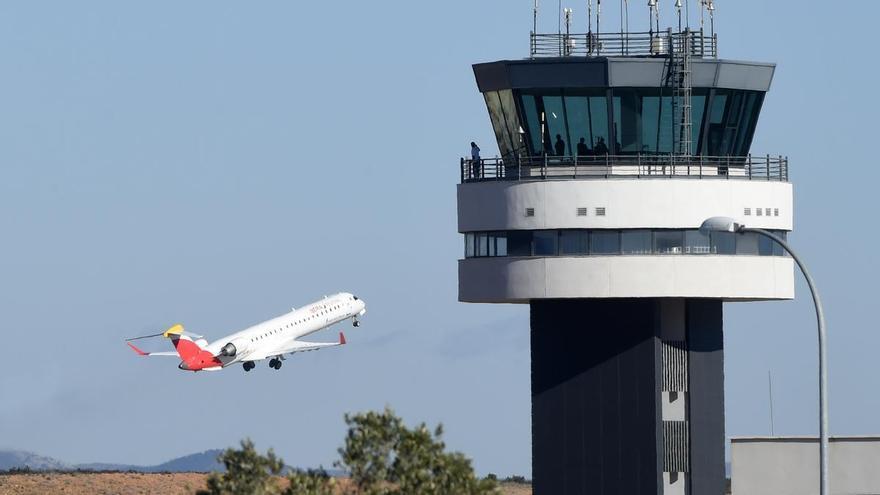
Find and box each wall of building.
[458,179,792,233]
[731,437,880,495]
[459,255,794,303]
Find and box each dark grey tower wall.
[686,300,726,495]
[530,298,725,495]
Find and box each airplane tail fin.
[162,324,204,362]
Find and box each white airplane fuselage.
[206,292,366,368]
[128,292,365,372]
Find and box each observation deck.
[460,154,788,182]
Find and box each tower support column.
[530,298,725,495]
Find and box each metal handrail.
[530,29,717,59]
[460,154,789,183]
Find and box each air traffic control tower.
[457,7,792,494]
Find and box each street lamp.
[700,216,829,495]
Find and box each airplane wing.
[126,342,179,357]
[247,332,346,361]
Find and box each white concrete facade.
[457,179,793,232]
[731,437,880,495]
[459,256,794,303]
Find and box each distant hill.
[0,449,223,473]
[0,451,70,471]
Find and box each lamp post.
[700,216,829,495]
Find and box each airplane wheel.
[243,362,252,372]
[269,359,277,368]
[353,320,360,327]
[274,361,282,370]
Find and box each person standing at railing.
[594,136,609,156]
[470,142,481,179]
[577,137,590,161]
[554,134,566,157]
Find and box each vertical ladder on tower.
[670,30,693,160]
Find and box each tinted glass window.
[622,230,652,254]
[533,231,559,256]
[685,230,711,254]
[691,92,708,155]
[465,233,475,258]
[520,94,543,154]
[543,96,568,155]
[485,91,514,158]
[758,234,774,256]
[498,90,525,156]
[560,230,589,255]
[478,233,489,257]
[591,231,620,254]
[496,235,508,256]
[736,232,760,255]
[654,231,684,254]
[712,231,736,255]
[508,231,532,256]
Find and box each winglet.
[339,332,346,345]
[127,341,148,356]
[163,323,185,338]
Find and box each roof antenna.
[533,0,539,41]
[648,0,657,36]
[685,0,690,28]
[676,0,682,31]
[588,0,593,54]
[596,0,602,55]
[564,8,574,55]
[700,0,706,30]
[707,0,715,39]
[558,0,562,38]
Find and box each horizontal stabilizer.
[126,341,179,357]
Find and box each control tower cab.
[457,15,792,495]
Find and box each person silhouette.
[470,142,481,179]
[577,137,590,157]
[554,134,566,156]
[594,136,609,155]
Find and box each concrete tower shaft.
[458,31,792,495]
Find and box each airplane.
[126,292,366,372]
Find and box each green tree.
[336,407,498,495]
[284,468,336,495]
[197,439,284,495]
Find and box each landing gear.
[353,319,361,328]
[269,358,282,370]
[243,361,255,372]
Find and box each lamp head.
[699,216,743,235]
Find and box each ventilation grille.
[595,207,606,216]
[756,208,763,216]
[744,207,751,216]
[577,207,588,217]
[664,421,690,473]
[774,208,780,217]
[662,340,688,392]
[765,208,772,217]
[525,208,535,217]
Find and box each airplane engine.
[220,338,249,357]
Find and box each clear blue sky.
[0,0,876,477]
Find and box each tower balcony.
[461,154,788,183]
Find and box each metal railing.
[530,29,717,59]
[460,154,788,183]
